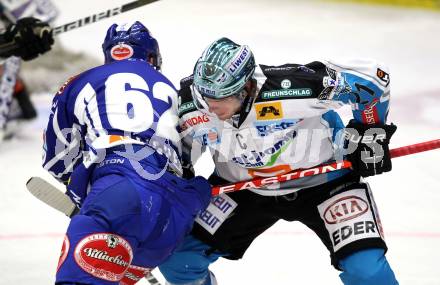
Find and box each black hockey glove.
[344,119,397,177]
[3,17,54,61]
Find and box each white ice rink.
[1,0,440,284]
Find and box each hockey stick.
[145,273,162,285]
[212,138,440,195]
[26,177,79,217]
[0,0,160,54]
[51,0,160,36]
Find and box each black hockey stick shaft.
[52,0,160,36]
[0,0,160,54]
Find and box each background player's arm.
[320,59,396,177]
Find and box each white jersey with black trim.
[178,59,391,196]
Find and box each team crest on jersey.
[74,233,133,282]
[255,102,283,120]
[110,44,134,61]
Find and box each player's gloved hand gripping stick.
[344,119,397,177]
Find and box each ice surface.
[1,1,439,284]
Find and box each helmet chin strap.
[232,77,252,100]
[232,79,257,128]
[235,89,248,105]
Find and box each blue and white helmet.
[102,21,162,70]
[193,37,255,99]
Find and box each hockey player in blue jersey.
[42,22,211,284]
[158,38,399,284]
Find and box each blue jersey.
[43,59,181,184]
[43,59,212,284]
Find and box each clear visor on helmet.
[193,61,249,100]
[191,82,249,116]
[191,84,211,112]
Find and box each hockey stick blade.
[26,177,78,217]
[25,176,162,285]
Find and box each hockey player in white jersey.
[158,38,399,284]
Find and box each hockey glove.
[176,175,212,218]
[4,17,54,61]
[344,119,397,177]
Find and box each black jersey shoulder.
[177,75,198,117]
[255,62,329,103]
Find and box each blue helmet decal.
[102,21,162,70]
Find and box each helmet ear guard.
[102,21,162,70]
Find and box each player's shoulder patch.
[376,67,390,85]
[178,75,197,117]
